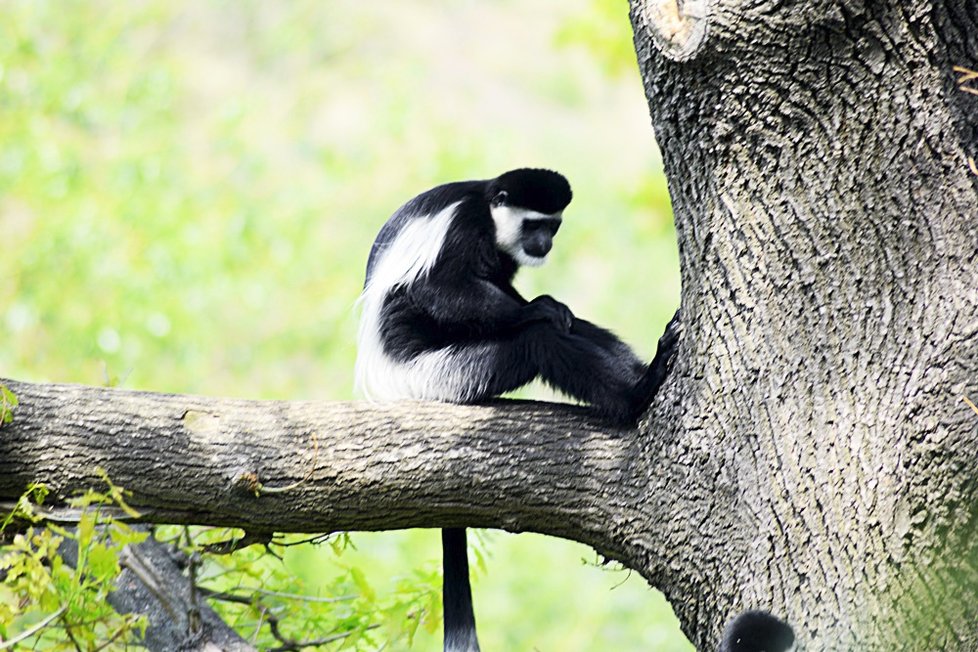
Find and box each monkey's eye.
[492,191,508,206]
[524,218,561,235]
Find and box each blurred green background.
[0,0,688,649]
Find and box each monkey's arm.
[408,276,569,337]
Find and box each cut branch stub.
[633,0,710,61]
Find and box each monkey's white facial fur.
[491,205,562,267]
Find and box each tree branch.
[0,378,669,566]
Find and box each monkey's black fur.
[357,168,681,652]
[363,170,677,424]
[442,529,479,652]
[719,610,796,652]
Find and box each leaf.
[93,468,143,518]
[1,484,48,534]
[348,566,376,603]
[0,385,17,425]
[86,542,120,581]
[76,511,95,548]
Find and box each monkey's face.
[490,203,562,267]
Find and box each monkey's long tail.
[442,528,480,652]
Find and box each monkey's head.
[488,168,572,267]
[719,611,795,652]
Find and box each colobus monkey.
[355,168,680,652]
[718,610,795,652]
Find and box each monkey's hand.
[525,295,574,333]
[640,308,683,400]
[622,308,684,424]
[657,309,682,359]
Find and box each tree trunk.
[2,2,977,650]
[628,0,978,648]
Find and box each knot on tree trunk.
[632,0,709,61]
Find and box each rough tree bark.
[629,0,978,648]
[1,1,977,650]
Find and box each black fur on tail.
[718,610,795,652]
[442,528,480,652]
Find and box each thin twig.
[249,588,358,604]
[954,66,978,96]
[59,610,83,652]
[90,617,139,652]
[185,527,203,635]
[265,624,380,652]
[963,395,978,417]
[199,585,357,605]
[200,531,273,555]
[953,65,978,83]
[266,611,292,648]
[197,587,255,607]
[0,502,136,525]
[0,604,68,650]
[251,605,268,645]
[270,533,335,548]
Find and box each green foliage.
[557,0,640,78]
[158,527,442,650]
[0,0,689,649]
[0,483,48,533]
[0,385,16,425]
[0,484,148,648]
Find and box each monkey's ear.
[491,190,508,207]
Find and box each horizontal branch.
[0,378,660,561]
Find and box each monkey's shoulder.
[365,180,489,287]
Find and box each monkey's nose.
[525,239,552,258]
